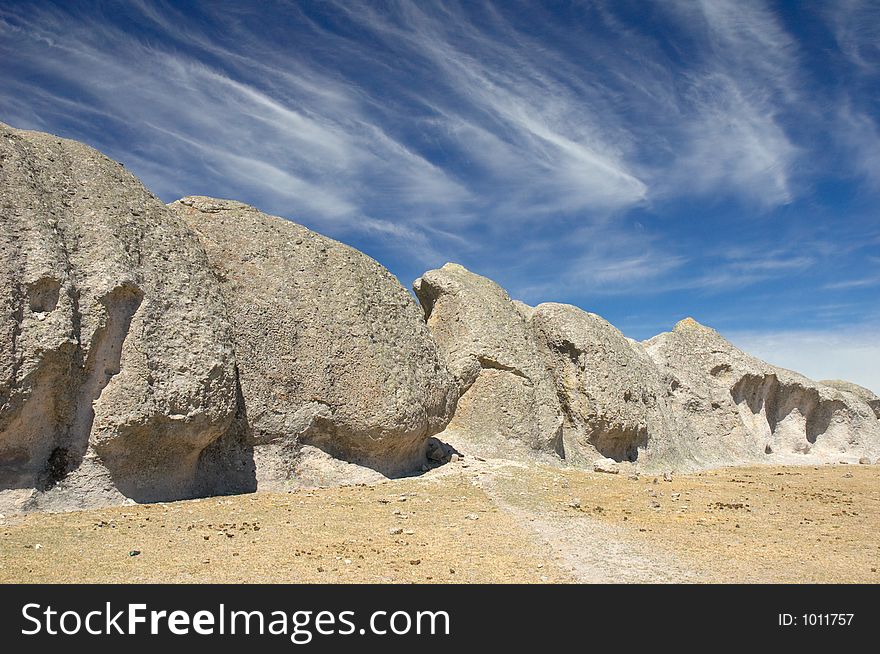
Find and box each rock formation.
[0,122,240,512]
[415,265,879,471]
[529,303,688,467]
[644,318,880,467]
[413,264,563,461]
[169,197,458,487]
[1,124,457,511]
[819,380,880,419]
[1,122,877,513]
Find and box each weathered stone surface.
[529,303,687,467]
[4,122,878,513]
[0,123,241,511]
[820,380,880,419]
[415,264,879,471]
[170,197,458,484]
[644,318,880,466]
[413,264,562,460]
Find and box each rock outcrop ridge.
[644,319,880,467]
[414,266,880,471]
[0,124,457,511]
[412,264,563,461]
[1,122,877,512]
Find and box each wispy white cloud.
[834,106,880,188]
[1,0,878,339]
[0,1,471,261]
[0,0,853,236]
[823,0,880,73]
[653,0,801,206]
[822,276,880,291]
[326,0,650,217]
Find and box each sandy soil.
[1,460,877,583]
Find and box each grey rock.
[170,197,458,484]
[0,122,240,511]
[425,437,453,463]
[820,380,880,419]
[592,457,620,474]
[413,263,562,460]
[644,318,880,468]
[530,302,683,466]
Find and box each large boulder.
[644,318,880,465]
[0,123,241,511]
[169,197,458,485]
[413,264,563,460]
[529,303,689,467]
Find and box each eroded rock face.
[820,380,880,419]
[4,122,877,512]
[529,303,686,467]
[644,318,880,466]
[169,197,458,484]
[413,264,562,460]
[0,123,241,511]
[414,265,879,471]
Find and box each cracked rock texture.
[0,123,240,512]
[170,197,458,486]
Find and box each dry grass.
[484,462,880,583]
[1,462,877,583]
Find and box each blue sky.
[1,1,878,391]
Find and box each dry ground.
[1,460,877,583]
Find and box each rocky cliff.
[414,265,880,472]
[1,123,877,512]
